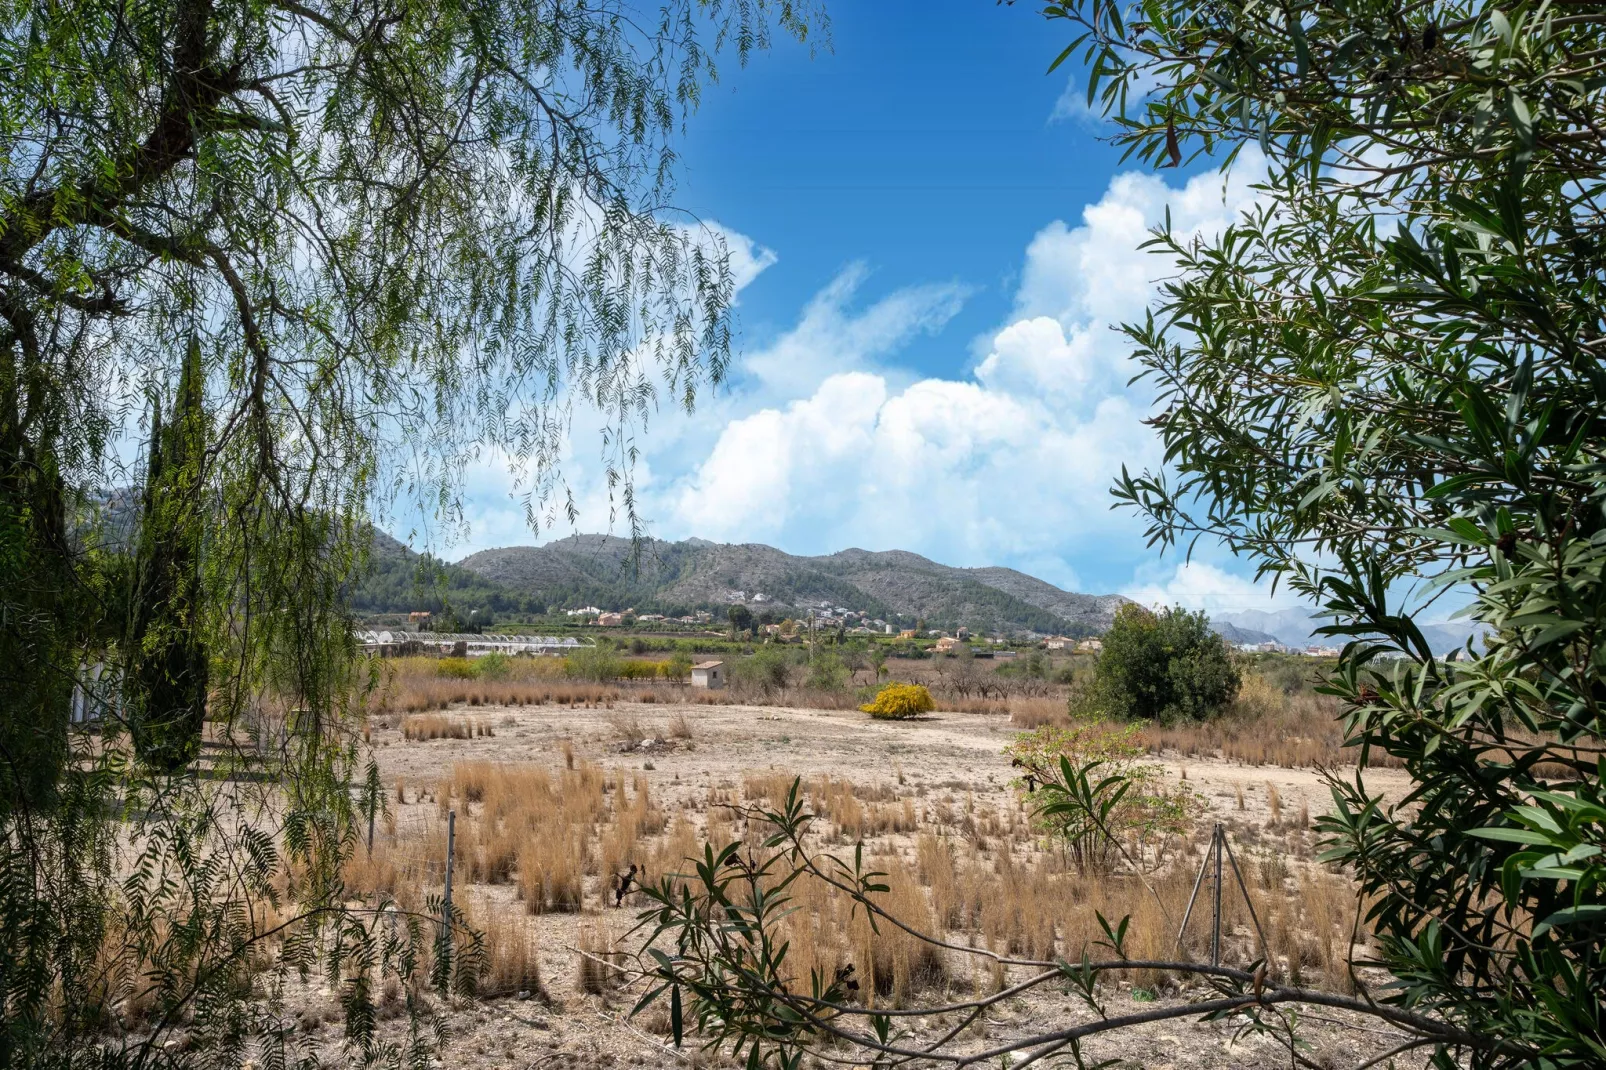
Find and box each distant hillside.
[348,530,512,618]
[353,532,1129,635]
[1211,620,1280,646]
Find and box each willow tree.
[630,0,1606,1066]
[0,2,816,1067]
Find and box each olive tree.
[0,2,817,1067]
[628,0,1606,1064]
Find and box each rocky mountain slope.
[1211,620,1281,646]
[359,532,1129,635]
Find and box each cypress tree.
[0,349,72,813]
[126,340,209,773]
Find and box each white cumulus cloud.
[657,155,1271,591]
[973,317,1097,401]
[741,263,969,398]
[449,156,1282,602]
[1122,560,1303,615]
[1013,162,1266,329]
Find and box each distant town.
[362,597,1346,659]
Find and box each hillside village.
[355,530,1376,655]
[383,593,1346,659]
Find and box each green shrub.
[1095,604,1238,723]
[617,659,665,680]
[730,647,793,695]
[474,652,512,680]
[564,646,622,682]
[804,651,849,692]
[1005,722,1198,874]
[436,657,475,679]
[860,683,934,720]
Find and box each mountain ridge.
[356,532,1480,651]
[355,532,1128,635]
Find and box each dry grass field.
[290,687,1430,1070]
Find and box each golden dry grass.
[459,896,545,998]
[402,713,495,740]
[1007,696,1066,728]
[577,924,627,994]
[362,747,1367,1005]
[1008,674,1401,769]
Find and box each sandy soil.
[307,699,1423,1069]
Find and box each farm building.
[690,660,725,689]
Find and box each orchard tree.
[628,0,1606,1065]
[0,2,818,1067]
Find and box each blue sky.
[440,1,1298,615]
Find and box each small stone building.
[690,660,725,689]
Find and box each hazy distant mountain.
[1211,620,1280,646]
[1211,608,1329,649]
[354,532,1130,635]
[1211,607,1484,655]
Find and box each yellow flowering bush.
[860,683,935,720]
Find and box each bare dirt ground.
[316,700,1423,1069]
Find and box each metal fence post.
[440,809,456,983]
[1211,823,1223,968]
[443,809,456,920]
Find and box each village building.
[690,660,725,689]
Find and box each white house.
[690,660,726,689]
[71,661,119,723]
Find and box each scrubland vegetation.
[379,642,1384,771]
[350,713,1363,1025]
[12,0,1605,1062]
